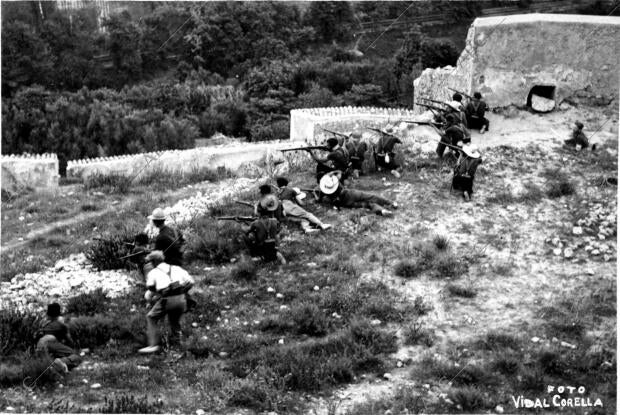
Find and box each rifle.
[119,249,151,260]
[321,127,349,140]
[281,146,330,153]
[420,97,450,107]
[448,87,473,100]
[235,200,255,208]
[404,120,444,128]
[216,216,257,223]
[415,102,448,113]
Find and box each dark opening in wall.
[527,85,556,108]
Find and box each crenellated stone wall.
[413,14,620,112]
[66,140,311,182]
[1,154,59,193]
[290,106,418,143]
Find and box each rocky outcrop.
[413,14,620,111]
[1,153,59,193]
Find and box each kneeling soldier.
[245,195,287,264]
[452,144,482,201]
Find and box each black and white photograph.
[0,0,618,413]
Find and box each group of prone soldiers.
[219,172,399,264]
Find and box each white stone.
[90,383,102,389]
[267,287,275,293]
[276,293,284,299]
[563,248,573,258]
[560,341,576,349]
[553,248,562,256]
[531,94,555,112]
[196,410,206,415]
[278,338,284,344]
[531,337,540,343]
[370,319,382,326]
[572,226,583,235]
[313,285,320,291]
[495,405,504,414]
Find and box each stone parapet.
[290,106,417,142]
[66,140,311,182]
[1,153,59,192]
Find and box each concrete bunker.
[413,14,620,112]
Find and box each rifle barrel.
[448,87,473,100]
[321,128,348,139]
[235,200,254,208]
[281,146,329,153]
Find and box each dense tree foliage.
[5,0,564,168]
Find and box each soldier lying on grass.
[317,171,398,217]
[275,176,332,234]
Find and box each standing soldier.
[374,126,403,178]
[139,251,195,354]
[464,92,490,134]
[452,144,483,201]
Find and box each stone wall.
[413,14,620,111]
[290,106,418,143]
[66,140,310,182]
[1,154,59,193]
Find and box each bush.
[433,253,468,279]
[86,233,134,271]
[67,315,116,349]
[446,283,477,298]
[98,394,164,414]
[0,354,59,388]
[403,322,434,347]
[449,386,486,412]
[290,301,328,336]
[66,288,109,316]
[84,173,133,193]
[249,119,290,142]
[231,259,258,282]
[394,260,424,279]
[1,309,43,356]
[432,234,450,251]
[412,296,433,316]
[546,179,576,198]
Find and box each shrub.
[446,283,477,298]
[0,354,59,388]
[290,301,328,336]
[449,386,486,412]
[65,288,109,316]
[432,253,468,279]
[394,260,423,278]
[491,353,521,374]
[546,179,576,198]
[432,234,450,251]
[231,259,258,282]
[228,377,278,412]
[1,309,43,356]
[85,233,134,271]
[403,322,435,347]
[412,296,433,316]
[537,350,567,376]
[479,332,521,351]
[84,172,133,194]
[68,315,116,349]
[518,182,545,203]
[98,394,164,414]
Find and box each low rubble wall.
[1,154,59,193]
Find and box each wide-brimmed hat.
[319,174,340,195]
[145,250,165,263]
[350,132,362,139]
[462,144,481,158]
[148,208,166,221]
[382,126,394,135]
[447,101,462,112]
[259,194,279,211]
